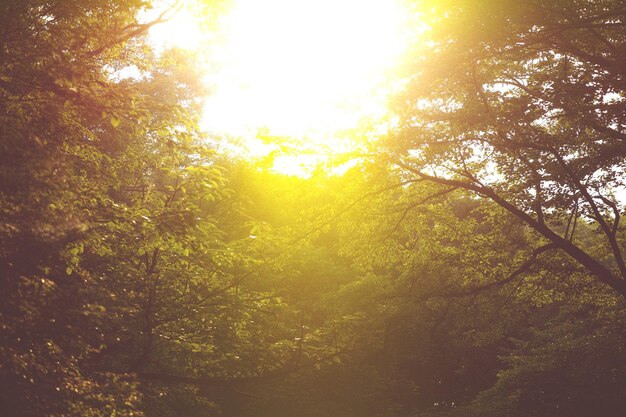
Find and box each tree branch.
[437,243,558,298]
[85,1,182,58]
[549,150,626,279]
[392,158,626,297]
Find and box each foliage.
[2,1,626,417]
[386,0,626,297]
[0,1,283,415]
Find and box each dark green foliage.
[377,2,626,411]
[2,0,626,416]
[0,1,280,415]
[388,0,626,296]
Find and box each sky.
[146,0,412,174]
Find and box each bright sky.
[148,0,411,175]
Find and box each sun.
[149,0,410,175]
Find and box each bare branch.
[549,150,626,278]
[85,0,182,58]
[596,194,621,236]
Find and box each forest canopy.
[0,1,625,417]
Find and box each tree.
[321,165,626,417]
[385,0,626,297]
[0,1,249,415]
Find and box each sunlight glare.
[147,1,207,51]
[149,0,410,175]
[202,0,408,137]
